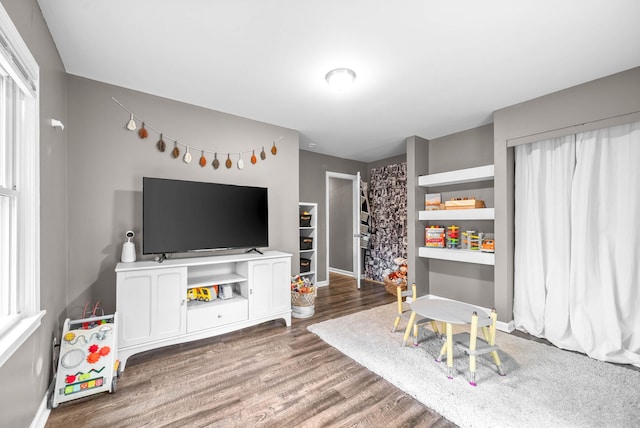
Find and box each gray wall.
[407,126,494,308]
[66,76,300,314]
[493,66,640,323]
[0,1,68,426]
[299,150,366,283]
[0,2,299,425]
[428,125,494,307]
[299,150,408,283]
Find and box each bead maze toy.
[50,313,119,408]
[446,225,460,249]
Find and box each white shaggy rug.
[307,303,640,428]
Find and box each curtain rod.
[506,110,640,148]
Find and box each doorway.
[325,172,362,288]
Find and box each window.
[0,3,44,367]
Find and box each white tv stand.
[115,250,292,370]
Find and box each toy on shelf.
[425,226,445,247]
[187,286,217,302]
[50,313,119,408]
[444,197,485,210]
[481,238,495,253]
[425,193,442,211]
[462,230,483,251]
[446,225,460,249]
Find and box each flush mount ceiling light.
[325,68,356,91]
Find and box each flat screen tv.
[143,177,268,256]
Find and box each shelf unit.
[299,202,317,283]
[418,165,494,265]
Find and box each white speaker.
[121,230,136,263]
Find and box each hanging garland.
[112,97,281,170]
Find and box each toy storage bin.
[300,213,312,227]
[300,236,313,250]
[300,258,311,273]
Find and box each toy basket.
[291,286,316,318]
[291,289,316,307]
[383,277,407,296]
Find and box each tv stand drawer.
[186,297,248,333]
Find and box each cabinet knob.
[217,314,222,318]
[181,299,186,305]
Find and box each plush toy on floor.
[384,257,408,296]
[388,257,408,282]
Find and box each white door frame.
[325,171,361,287]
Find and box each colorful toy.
[482,238,495,253]
[387,257,408,282]
[425,226,445,247]
[462,230,484,251]
[446,225,460,249]
[50,313,119,408]
[187,286,217,302]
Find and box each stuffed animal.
[388,257,408,282]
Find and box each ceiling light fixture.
[325,68,356,91]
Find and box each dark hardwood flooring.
[46,273,456,428]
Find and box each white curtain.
[514,120,640,365]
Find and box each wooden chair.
[391,283,440,346]
[452,308,505,386]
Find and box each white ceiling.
[38,0,640,162]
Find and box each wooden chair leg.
[430,320,441,338]
[391,315,401,333]
[468,312,479,386]
[487,310,505,376]
[402,311,416,347]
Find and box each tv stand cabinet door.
[248,257,291,319]
[117,266,187,348]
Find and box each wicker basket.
[383,277,407,296]
[291,287,316,318]
[291,289,316,307]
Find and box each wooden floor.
[46,273,456,428]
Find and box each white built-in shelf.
[187,273,245,289]
[419,247,495,265]
[299,202,317,282]
[418,164,494,187]
[418,208,494,221]
[187,293,246,308]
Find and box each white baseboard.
[30,393,50,428]
[316,280,329,287]
[328,267,353,277]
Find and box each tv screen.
[143,177,268,255]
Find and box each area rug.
[307,303,640,428]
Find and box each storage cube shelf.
[299,202,317,283]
